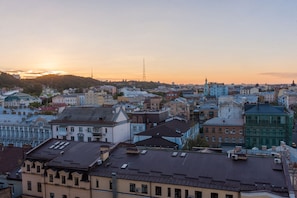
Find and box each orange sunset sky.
[0,1,297,85]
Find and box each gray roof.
[135,137,178,148]
[25,139,113,171]
[245,104,287,115]
[50,106,125,125]
[91,146,289,196]
[203,117,244,126]
[136,119,191,137]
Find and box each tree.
[182,135,209,150]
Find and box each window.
[185,189,189,198]
[155,186,162,196]
[175,188,181,198]
[87,128,92,132]
[8,184,14,194]
[88,137,92,142]
[212,128,215,133]
[26,164,30,171]
[49,174,53,182]
[195,191,202,198]
[27,181,32,191]
[50,192,55,198]
[37,165,41,173]
[212,136,215,142]
[167,187,171,197]
[37,182,42,192]
[129,183,136,192]
[71,136,75,141]
[141,184,148,194]
[109,181,112,189]
[71,127,74,132]
[225,128,229,134]
[62,195,67,198]
[96,179,99,188]
[226,195,233,198]
[211,192,218,198]
[62,175,66,184]
[74,177,79,186]
[79,127,83,132]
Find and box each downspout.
[112,172,117,198]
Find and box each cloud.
[259,72,297,78]
[5,69,68,79]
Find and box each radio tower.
[143,58,146,81]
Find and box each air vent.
[172,152,178,157]
[121,164,128,169]
[141,150,147,155]
[180,152,187,157]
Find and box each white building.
[0,107,54,147]
[52,94,84,106]
[50,106,131,143]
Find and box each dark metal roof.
[25,139,113,171]
[91,146,289,196]
[136,119,190,137]
[245,104,287,115]
[50,106,126,125]
[135,137,178,148]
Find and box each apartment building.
[204,79,228,98]
[203,117,244,147]
[22,140,294,198]
[244,103,294,149]
[22,139,112,198]
[0,108,54,147]
[128,108,169,140]
[164,97,191,120]
[52,94,83,106]
[0,144,31,198]
[49,106,130,143]
[133,118,199,149]
[3,92,41,108]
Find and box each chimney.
[100,145,110,161]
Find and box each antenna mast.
[143,58,146,81]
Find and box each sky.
[0,0,297,85]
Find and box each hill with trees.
[0,72,170,96]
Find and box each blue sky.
[0,0,296,84]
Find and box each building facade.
[203,117,244,147]
[0,109,54,147]
[22,140,295,198]
[244,103,294,149]
[204,79,229,98]
[50,106,131,143]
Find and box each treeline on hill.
[0,72,169,96]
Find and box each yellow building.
[22,139,294,198]
[22,139,111,198]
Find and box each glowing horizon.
[1,1,297,85]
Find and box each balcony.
[93,127,103,136]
